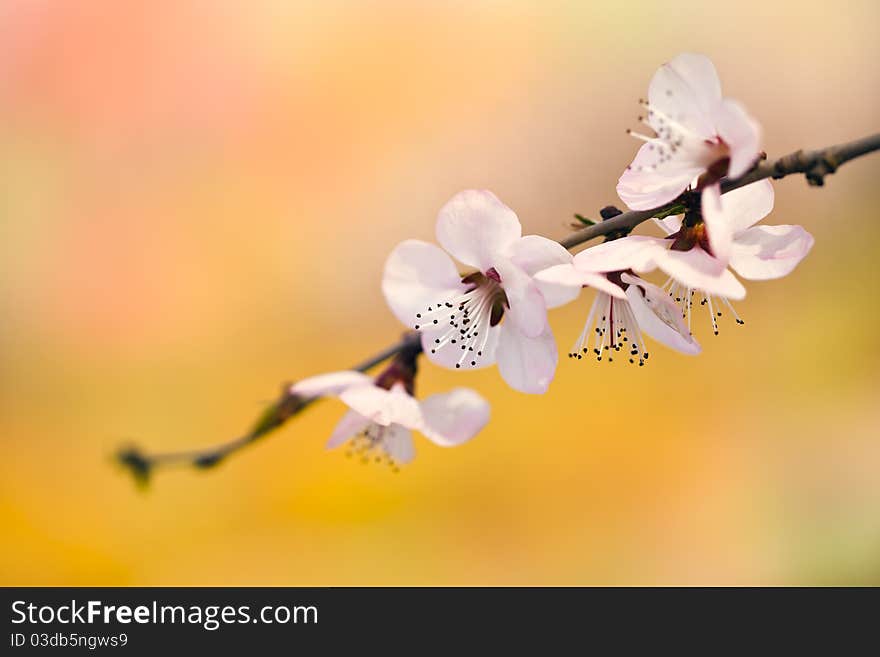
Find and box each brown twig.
[118,132,879,485]
[559,132,880,249]
[117,332,421,485]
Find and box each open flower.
[617,52,761,218]
[578,181,814,335]
[535,253,700,364]
[383,190,575,394]
[290,370,490,469]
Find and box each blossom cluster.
[296,54,813,467]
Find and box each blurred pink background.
[1,0,879,584]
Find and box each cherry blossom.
[383,190,576,394]
[290,370,490,469]
[617,52,761,216]
[576,181,814,335]
[535,254,700,365]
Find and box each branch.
[117,332,421,485]
[559,132,880,250]
[118,132,879,485]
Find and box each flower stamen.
[626,99,726,175]
[414,277,505,369]
[662,277,745,336]
[568,290,648,367]
[345,426,401,472]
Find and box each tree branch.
[118,132,880,485]
[559,132,880,250]
[117,332,422,485]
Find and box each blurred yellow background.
[1,0,879,585]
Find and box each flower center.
[346,424,402,472]
[662,278,745,336]
[413,272,508,369]
[569,278,650,366]
[669,220,712,254]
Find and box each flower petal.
[435,190,522,270]
[729,224,814,280]
[700,184,734,265]
[419,388,491,447]
[653,213,683,236]
[648,52,721,139]
[617,142,704,210]
[655,247,746,300]
[382,239,464,328]
[339,385,423,429]
[534,263,627,303]
[493,258,547,338]
[532,263,583,308]
[290,370,373,399]
[623,274,701,355]
[573,235,664,273]
[719,180,775,235]
[421,323,500,371]
[382,424,416,464]
[506,235,577,309]
[326,409,372,449]
[495,321,558,394]
[505,235,572,275]
[714,98,761,178]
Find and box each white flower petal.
[617,142,704,211]
[653,213,683,236]
[532,263,583,308]
[326,409,372,449]
[435,190,522,270]
[572,235,664,274]
[505,235,573,276]
[495,322,558,394]
[656,247,746,300]
[700,184,734,265]
[720,180,775,235]
[578,272,630,300]
[421,323,500,371]
[648,52,721,139]
[534,263,627,303]
[419,388,491,447]
[339,385,423,429]
[623,274,701,355]
[382,424,416,464]
[290,370,373,399]
[729,224,814,281]
[493,258,547,338]
[382,239,465,328]
[714,98,761,178]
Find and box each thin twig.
[118,132,880,484]
[559,133,880,250]
[117,333,421,484]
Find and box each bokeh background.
[1,0,879,586]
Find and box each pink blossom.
[617,53,761,217]
[383,190,576,394]
[535,259,700,364]
[290,371,490,467]
[568,181,814,335]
